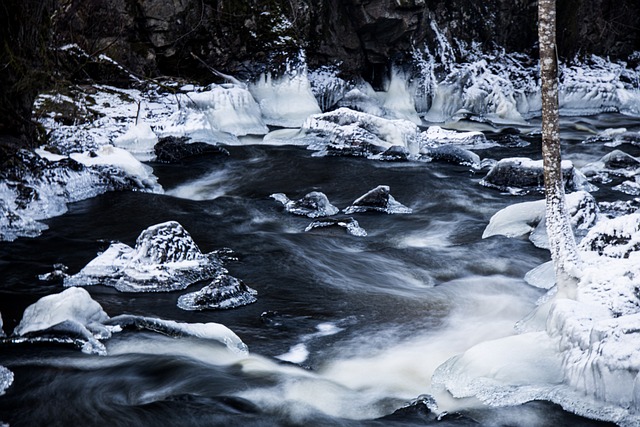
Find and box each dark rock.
[154,136,230,163]
[379,146,410,161]
[343,185,412,214]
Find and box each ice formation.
[270,191,340,218]
[249,69,322,128]
[480,157,596,194]
[343,185,412,215]
[0,312,4,337]
[183,84,269,136]
[5,287,249,356]
[482,190,599,248]
[64,221,224,292]
[304,217,367,237]
[0,366,13,396]
[177,274,258,311]
[105,315,249,355]
[442,205,640,425]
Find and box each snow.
[270,191,340,218]
[64,221,224,292]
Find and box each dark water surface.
[1,116,636,426]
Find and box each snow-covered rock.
[270,191,339,218]
[64,221,224,292]
[0,149,161,242]
[343,185,412,215]
[5,287,249,356]
[579,213,640,258]
[12,287,111,355]
[480,157,596,194]
[0,366,13,396]
[302,108,423,159]
[304,217,367,237]
[421,126,493,149]
[177,274,257,311]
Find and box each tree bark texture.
[538,0,580,294]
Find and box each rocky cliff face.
[54,0,639,83]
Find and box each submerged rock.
[270,191,339,218]
[154,136,230,163]
[305,217,367,237]
[422,145,481,168]
[177,274,258,311]
[64,221,224,292]
[343,185,412,214]
[480,157,596,194]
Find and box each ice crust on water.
[0,366,13,396]
[343,185,412,215]
[177,274,258,311]
[64,221,223,292]
[6,287,248,355]
[270,191,340,218]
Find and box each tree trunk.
[538,0,580,296]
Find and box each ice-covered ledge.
[435,208,640,425]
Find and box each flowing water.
[1,115,638,426]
